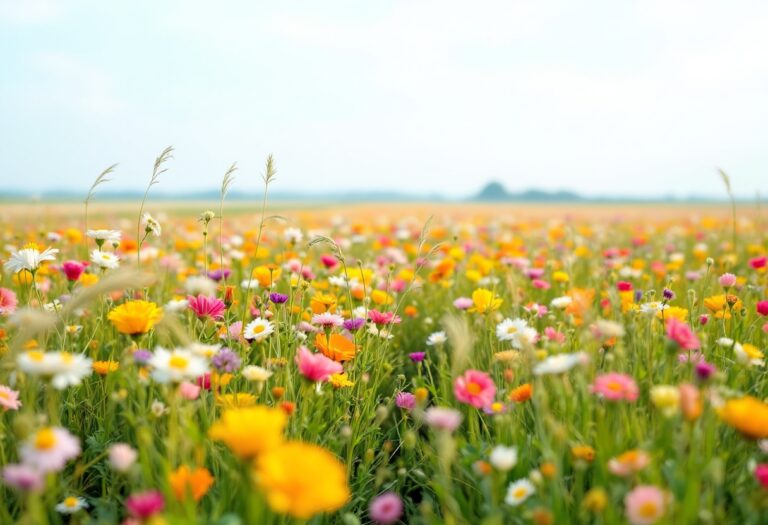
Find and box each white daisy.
[4,247,59,273]
[550,296,573,309]
[142,212,162,237]
[495,318,538,349]
[17,351,93,389]
[90,250,120,270]
[240,278,260,290]
[165,298,189,313]
[86,229,121,246]
[533,352,588,376]
[148,347,208,384]
[187,342,222,359]
[55,496,89,514]
[426,331,447,346]
[283,227,304,244]
[505,478,535,506]
[244,318,274,342]
[185,276,218,296]
[242,365,273,382]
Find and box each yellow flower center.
[60,352,74,364]
[28,351,45,362]
[252,325,265,334]
[466,382,483,395]
[506,326,518,334]
[169,355,189,369]
[638,501,658,518]
[513,487,527,499]
[64,497,78,508]
[0,391,9,400]
[607,381,623,392]
[35,428,57,450]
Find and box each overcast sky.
[1,0,767,198]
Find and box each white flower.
[151,399,169,417]
[489,445,518,471]
[533,352,588,376]
[426,331,447,346]
[505,479,535,506]
[592,319,625,339]
[639,302,667,315]
[87,229,121,245]
[734,342,764,367]
[244,318,274,342]
[17,350,93,390]
[240,278,260,290]
[47,231,62,243]
[187,342,222,359]
[4,247,59,273]
[90,249,120,270]
[367,323,394,339]
[550,296,573,309]
[142,212,162,237]
[495,318,537,349]
[242,365,273,382]
[148,347,208,384]
[716,337,734,347]
[283,227,304,244]
[165,299,189,313]
[55,496,88,514]
[185,276,218,296]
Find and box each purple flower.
[207,268,231,282]
[395,392,416,410]
[133,349,152,364]
[343,318,366,331]
[662,288,675,301]
[695,361,716,381]
[211,348,242,373]
[269,292,289,304]
[634,289,644,303]
[409,351,426,362]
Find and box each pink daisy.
[454,369,496,409]
[591,373,639,402]
[187,294,226,320]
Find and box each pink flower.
[220,320,243,341]
[126,490,165,519]
[369,492,403,525]
[532,279,551,290]
[608,450,650,476]
[395,392,415,410]
[61,260,86,282]
[0,287,18,316]
[20,427,81,473]
[454,369,496,409]
[424,407,462,432]
[295,346,342,382]
[665,318,700,351]
[368,309,401,325]
[755,464,768,488]
[749,256,767,269]
[453,297,473,310]
[757,301,768,317]
[591,373,639,402]
[625,485,666,525]
[178,381,201,400]
[718,272,737,288]
[108,443,138,472]
[187,294,226,321]
[544,326,566,344]
[0,385,21,411]
[320,254,339,269]
[2,464,44,492]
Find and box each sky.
[1,0,767,199]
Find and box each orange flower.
[509,383,533,403]
[719,396,768,439]
[315,333,357,362]
[169,466,214,501]
[310,293,337,314]
[571,445,595,462]
[92,360,119,375]
[107,300,163,336]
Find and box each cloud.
[0,0,61,22]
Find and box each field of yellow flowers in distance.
[1,196,767,525]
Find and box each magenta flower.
[369,492,404,525]
[665,318,700,351]
[755,464,768,488]
[61,260,86,282]
[187,294,226,320]
[368,309,401,325]
[757,301,768,317]
[454,369,496,409]
[295,346,343,382]
[126,490,165,519]
[591,373,639,402]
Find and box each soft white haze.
[1,0,767,198]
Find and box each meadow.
[1,168,767,524]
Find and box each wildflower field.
[1,162,768,525]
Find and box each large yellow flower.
[107,300,163,336]
[469,288,503,314]
[256,441,350,519]
[703,294,742,319]
[719,396,768,439]
[209,406,286,458]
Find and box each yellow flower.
[92,360,119,375]
[329,373,354,388]
[169,465,214,502]
[252,265,281,287]
[80,273,99,287]
[703,294,742,319]
[571,445,595,462]
[370,289,393,306]
[582,487,608,513]
[656,306,688,323]
[107,300,163,336]
[256,441,350,519]
[209,406,286,458]
[553,271,569,283]
[215,392,257,409]
[650,385,680,417]
[469,288,502,314]
[719,396,768,439]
